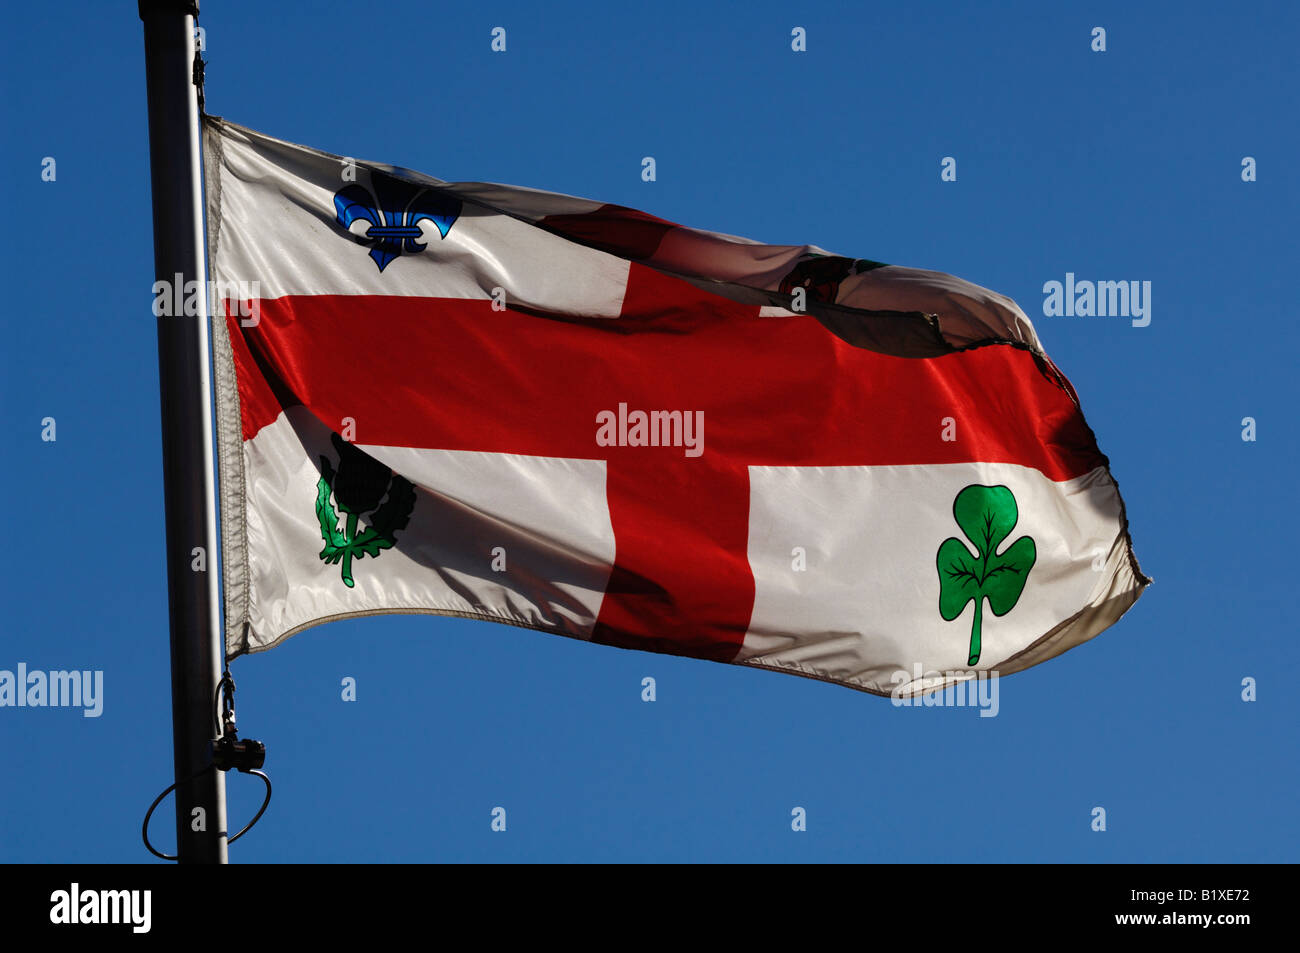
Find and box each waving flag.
[203,116,1148,697]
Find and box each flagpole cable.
[142,769,272,860]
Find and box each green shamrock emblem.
[316,433,416,588]
[936,484,1036,666]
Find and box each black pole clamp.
[211,668,265,773]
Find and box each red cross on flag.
[204,116,1148,698]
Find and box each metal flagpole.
[138,0,228,864]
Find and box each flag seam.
[202,114,253,658]
[227,605,597,660]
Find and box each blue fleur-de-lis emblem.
[334,173,462,272]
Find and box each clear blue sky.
[1,1,1295,862]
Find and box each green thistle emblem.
[316,433,416,588]
[936,484,1036,666]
